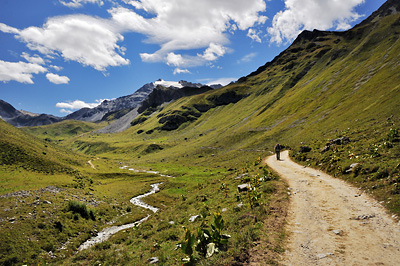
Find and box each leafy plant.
[246,175,262,208]
[210,213,230,247]
[182,213,231,263]
[181,228,196,265]
[387,128,399,142]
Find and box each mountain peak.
[358,0,400,26]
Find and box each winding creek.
[78,183,162,251]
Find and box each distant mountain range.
[0,79,222,128]
[0,99,61,127]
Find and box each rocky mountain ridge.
[0,100,62,127]
[1,80,221,127]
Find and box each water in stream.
[78,183,162,251]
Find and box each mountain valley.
[1,1,400,265]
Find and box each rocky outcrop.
[95,108,139,134]
[193,91,248,113]
[321,137,351,153]
[66,82,154,122]
[95,81,216,133]
[157,109,201,131]
[153,90,248,131]
[137,85,213,114]
[356,0,400,27]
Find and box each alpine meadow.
[1,0,400,265]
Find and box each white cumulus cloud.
[59,109,73,114]
[0,23,20,34]
[268,0,365,45]
[46,73,70,84]
[0,0,269,74]
[173,68,191,75]
[0,60,47,84]
[21,52,46,65]
[60,0,104,8]
[200,43,227,61]
[56,99,106,110]
[1,15,129,72]
[247,29,262,43]
[113,0,267,68]
[50,65,63,71]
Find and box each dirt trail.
[265,150,400,266]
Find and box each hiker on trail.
[275,143,281,160]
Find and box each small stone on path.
[332,229,343,236]
[316,253,333,259]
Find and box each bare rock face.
[66,82,155,122]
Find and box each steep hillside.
[0,119,85,178]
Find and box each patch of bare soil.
[264,150,400,266]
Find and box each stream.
[78,183,162,251]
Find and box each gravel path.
[266,150,400,266]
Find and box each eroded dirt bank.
[265,150,400,266]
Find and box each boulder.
[299,146,312,153]
[321,136,351,153]
[238,184,251,193]
[345,163,360,173]
[330,136,350,145]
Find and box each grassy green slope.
[22,119,104,144]
[4,5,399,266]
[0,119,89,192]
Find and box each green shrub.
[67,200,95,220]
[387,128,399,142]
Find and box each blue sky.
[0,0,386,116]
